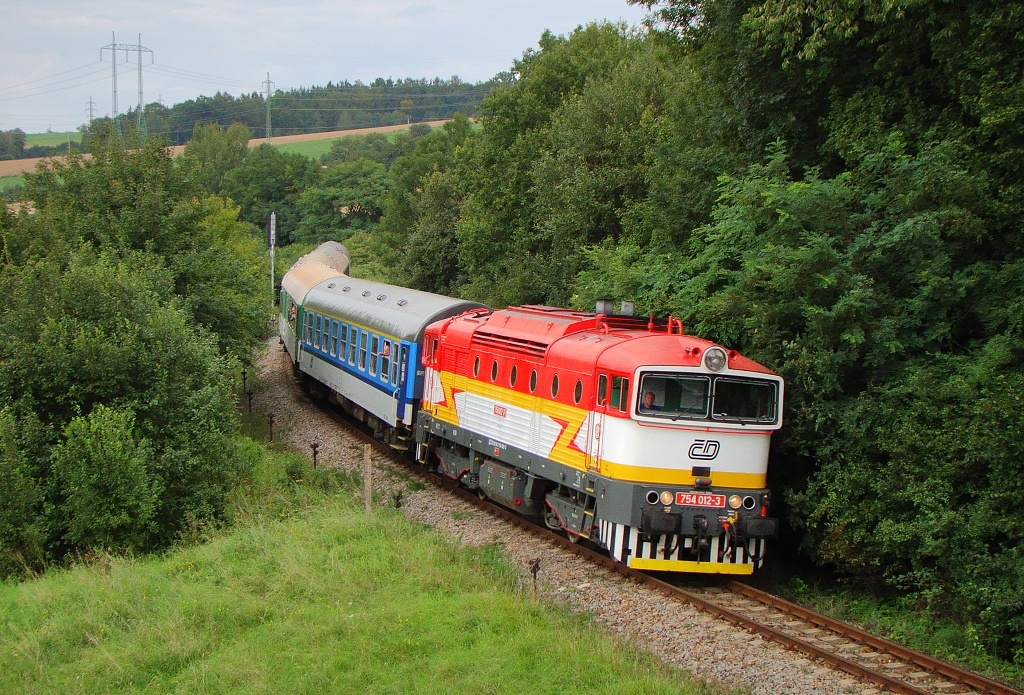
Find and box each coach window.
[390,345,399,385]
[321,319,330,351]
[473,356,480,377]
[551,374,560,398]
[359,332,368,371]
[490,360,498,382]
[510,365,518,387]
[314,315,322,349]
[382,341,392,381]
[331,322,339,356]
[348,327,357,365]
[339,324,348,357]
[574,379,583,405]
[370,336,379,376]
[598,375,608,406]
[400,345,409,384]
[530,369,538,393]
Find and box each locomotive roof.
[303,276,486,343]
[434,305,777,376]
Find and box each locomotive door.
[587,373,611,473]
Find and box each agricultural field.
[0,175,23,193]
[25,131,81,147]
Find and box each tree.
[294,158,390,244]
[179,122,252,194]
[51,405,160,551]
[221,144,321,245]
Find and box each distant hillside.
[106,77,499,145]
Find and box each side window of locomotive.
[490,360,498,383]
[359,332,369,371]
[598,374,608,406]
[473,356,480,377]
[432,339,439,365]
[573,379,583,405]
[510,365,517,387]
[348,327,357,365]
[551,374,560,398]
[611,376,629,412]
[529,369,538,393]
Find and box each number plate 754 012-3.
[676,493,726,507]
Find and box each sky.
[0,0,651,134]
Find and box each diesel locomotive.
[280,242,783,574]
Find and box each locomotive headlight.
[704,346,728,372]
[660,491,673,505]
[728,495,742,509]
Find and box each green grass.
[273,138,339,158]
[0,176,24,193]
[0,498,708,693]
[0,407,714,695]
[24,131,81,147]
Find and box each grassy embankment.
[0,392,716,694]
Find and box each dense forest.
[2,0,1022,671]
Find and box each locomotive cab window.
[598,374,608,406]
[637,374,709,417]
[712,378,778,423]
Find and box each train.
[279,242,784,574]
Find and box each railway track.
[322,400,1021,695]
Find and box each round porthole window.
[529,370,538,393]
[510,365,518,386]
[551,374,560,398]
[574,379,583,404]
[473,356,480,377]
[490,360,498,382]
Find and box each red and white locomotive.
[281,242,783,574]
[417,304,782,574]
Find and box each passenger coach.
[280,243,483,447]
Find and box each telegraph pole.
[101,33,153,137]
[263,72,275,141]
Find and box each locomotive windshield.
[637,373,778,424]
